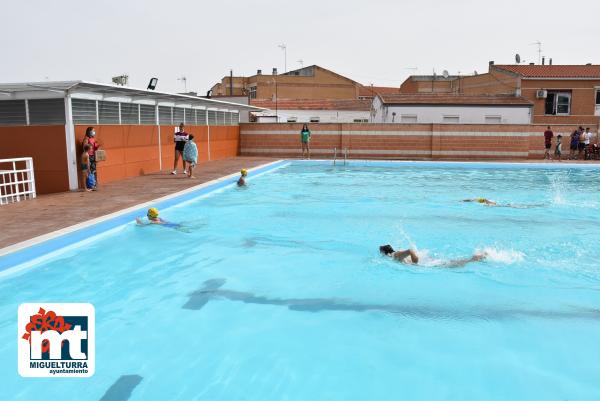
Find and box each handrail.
[344,147,348,165]
[333,147,337,165]
[0,157,36,205]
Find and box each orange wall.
[0,125,69,194]
[240,123,598,160]
[76,124,240,187]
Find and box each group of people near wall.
[544,126,596,161]
[79,123,199,192]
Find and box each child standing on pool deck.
[555,134,562,162]
[80,144,92,192]
[183,134,198,178]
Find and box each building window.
[484,115,502,124]
[545,91,571,115]
[443,115,460,123]
[72,99,98,125]
[401,114,418,123]
[139,104,156,125]
[249,86,257,99]
[309,117,320,123]
[595,89,600,116]
[120,103,139,124]
[353,119,368,123]
[0,100,26,126]
[287,117,298,122]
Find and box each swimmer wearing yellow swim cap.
[462,198,497,206]
[237,169,247,186]
[147,207,159,219]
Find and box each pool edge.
[0,160,288,274]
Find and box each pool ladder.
[333,147,348,166]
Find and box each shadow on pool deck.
[0,157,275,249]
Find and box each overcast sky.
[2,0,598,94]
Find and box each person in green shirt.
[300,124,311,159]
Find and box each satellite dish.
[515,54,521,64]
[442,70,449,79]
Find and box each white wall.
[373,102,532,124]
[253,109,370,123]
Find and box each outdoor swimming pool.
[1,161,600,400]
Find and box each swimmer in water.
[237,169,247,187]
[379,244,486,268]
[136,207,188,231]
[462,198,497,206]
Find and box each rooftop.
[358,85,401,97]
[0,80,264,111]
[378,94,533,106]
[250,98,372,111]
[493,65,600,79]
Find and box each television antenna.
[177,76,187,92]
[297,59,304,68]
[530,41,542,64]
[278,44,287,72]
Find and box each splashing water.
[478,246,525,265]
[549,172,569,205]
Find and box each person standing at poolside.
[569,128,580,160]
[583,127,593,160]
[172,123,189,175]
[82,127,100,189]
[183,134,198,178]
[300,123,311,159]
[543,126,553,160]
[577,126,587,160]
[555,134,563,162]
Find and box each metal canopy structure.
[0,80,265,112]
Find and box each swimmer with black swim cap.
[380,244,419,264]
[380,244,486,268]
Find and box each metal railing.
[0,157,36,205]
[333,147,337,165]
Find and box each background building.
[400,63,600,126]
[371,94,532,124]
[250,99,371,123]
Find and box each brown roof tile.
[250,98,372,111]
[378,94,532,106]
[358,85,401,97]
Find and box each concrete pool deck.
[0,157,275,249]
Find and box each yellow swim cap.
[241,169,248,176]
[477,198,486,203]
[147,207,159,218]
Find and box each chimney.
[257,69,262,75]
[488,60,494,66]
[542,57,545,65]
[272,68,278,75]
[549,58,553,65]
[229,69,233,96]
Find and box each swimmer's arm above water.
[392,249,419,264]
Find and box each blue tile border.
[0,160,289,273]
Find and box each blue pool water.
[1,161,600,400]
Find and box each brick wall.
[76,124,240,188]
[240,123,599,160]
[0,125,69,194]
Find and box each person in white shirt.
[583,127,593,160]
